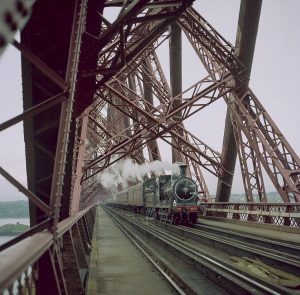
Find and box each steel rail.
[193,224,300,256]
[0,232,53,291]
[106,208,187,295]
[105,207,295,295]
[159,223,300,269]
[203,202,300,227]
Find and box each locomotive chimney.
[179,163,187,177]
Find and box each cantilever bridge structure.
[0,0,299,294]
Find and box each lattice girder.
[81,70,234,183]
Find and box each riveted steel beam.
[82,71,233,182]
[215,0,263,202]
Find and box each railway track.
[103,207,192,295]
[104,206,300,295]
[194,222,300,250]
[156,221,300,275]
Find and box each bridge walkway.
[87,206,175,295]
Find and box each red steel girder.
[231,114,267,202]
[134,52,210,194]
[88,110,149,164]
[82,71,234,181]
[179,12,267,202]
[129,69,161,162]
[179,7,243,75]
[50,0,88,228]
[227,90,300,201]
[179,6,300,201]
[90,1,193,87]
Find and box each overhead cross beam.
[81,70,234,182]
[91,1,194,88]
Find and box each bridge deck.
[87,206,174,295]
[199,217,300,243]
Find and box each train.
[106,164,202,224]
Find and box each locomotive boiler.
[107,164,200,224]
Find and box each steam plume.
[97,158,179,191]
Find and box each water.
[0,235,13,245]
[0,218,33,295]
[0,218,30,245]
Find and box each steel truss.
[71,1,194,209]
[83,70,233,180]
[80,3,241,197]
[79,4,300,202]
[1,1,300,293]
[136,52,210,195]
[84,48,212,195]
[2,1,176,293]
[178,8,267,202]
[177,8,300,201]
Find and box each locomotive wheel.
[189,213,198,224]
[182,212,188,224]
[173,214,180,225]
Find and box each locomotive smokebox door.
[174,179,196,201]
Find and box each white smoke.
[97,158,180,191]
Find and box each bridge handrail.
[0,232,53,289]
[0,205,95,292]
[201,202,300,227]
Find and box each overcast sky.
[0,0,299,201]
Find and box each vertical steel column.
[127,74,145,161]
[142,61,161,161]
[49,0,87,226]
[216,0,262,201]
[70,109,89,215]
[169,21,183,163]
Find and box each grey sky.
[0,0,299,201]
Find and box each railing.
[201,202,300,227]
[0,205,96,295]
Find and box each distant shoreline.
[0,200,29,219]
[0,223,29,236]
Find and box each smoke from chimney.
[97,158,179,192]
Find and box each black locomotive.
[106,164,200,224]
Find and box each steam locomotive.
[106,164,200,224]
